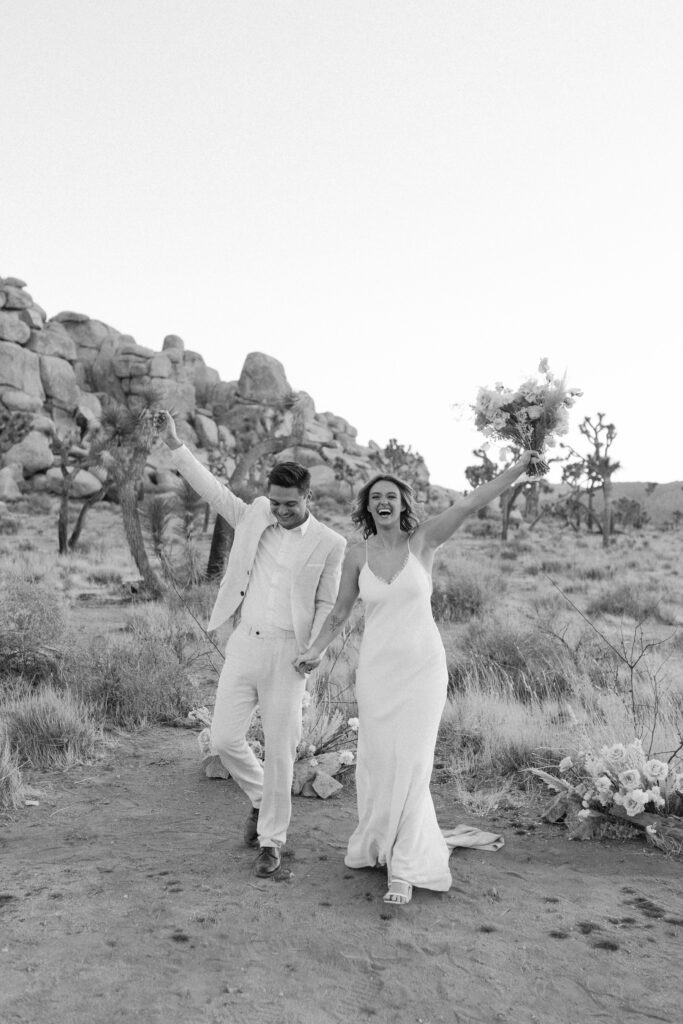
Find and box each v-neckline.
[366,549,411,586]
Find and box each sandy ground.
[1,726,681,1024]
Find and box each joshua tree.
[563,413,621,549]
[91,394,164,598]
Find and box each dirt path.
[2,728,681,1024]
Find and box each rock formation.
[0,274,451,508]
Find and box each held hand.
[293,651,323,676]
[153,410,180,447]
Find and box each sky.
[2,1,682,490]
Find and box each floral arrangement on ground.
[531,738,683,854]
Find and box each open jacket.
[168,446,346,648]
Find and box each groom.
[156,411,346,877]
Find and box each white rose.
[642,760,668,784]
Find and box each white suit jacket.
[168,446,346,647]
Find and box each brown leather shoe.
[244,807,259,848]
[254,845,281,877]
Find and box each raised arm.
[417,451,538,550]
[294,543,363,673]
[154,410,247,528]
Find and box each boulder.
[237,352,291,404]
[43,466,105,498]
[0,312,31,345]
[90,338,128,404]
[52,310,89,323]
[0,389,44,413]
[0,467,22,501]
[311,772,343,799]
[217,424,237,448]
[39,356,80,411]
[27,322,77,361]
[118,339,157,359]
[1,277,28,288]
[149,354,173,379]
[162,334,185,353]
[0,342,45,399]
[202,754,231,780]
[304,419,335,444]
[0,285,33,310]
[57,317,122,364]
[194,412,219,448]
[1,430,54,477]
[17,306,46,331]
[155,380,195,420]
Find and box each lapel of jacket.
[292,516,323,577]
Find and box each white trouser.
[210,624,306,848]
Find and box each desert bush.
[0,514,21,535]
[66,637,197,728]
[586,580,676,624]
[431,564,500,622]
[0,724,24,809]
[445,615,578,702]
[0,573,67,684]
[2,687,101,769]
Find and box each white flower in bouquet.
[301,691,312,709]
[615,788,650,816]
[594,775,614,805]
[348,717,359,732]
[558,756,573,773]
[307,743,317,755]
[338,750,355,765]
[618,769,642,792]
[642,759,669,784]
[646,785,666,810]
[308,757,319,767]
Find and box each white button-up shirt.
[239,514,311,633]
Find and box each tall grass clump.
[443,613,582,702]
[0,572,67,684]
[2,688,101,769]
[66,637,197,729]
[586,579,676,624]
[0,724,25,809]
[431,563,501,622]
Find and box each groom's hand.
[294,653,322,675]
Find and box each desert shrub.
[0,574,67,684]
[431,565,500,622]
[87,565,125,585]
[0,514,21,535]
[66,638,197,728]
[586,581,675,624]
[0,724,24,809]
[446,615,577,702]
[2,687,101,769]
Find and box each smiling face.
[367,479,404,529]
[267,484,310,530]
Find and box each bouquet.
[531,739,683,854]
[472,358,582,476]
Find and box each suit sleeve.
[168,445,248,528]
[310,534,346,640]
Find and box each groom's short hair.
[268,462,311,493]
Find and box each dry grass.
[2,686,102,769]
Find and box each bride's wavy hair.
[351,473,421,538]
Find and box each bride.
[295,450,538,905]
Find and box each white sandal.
[383,879,413,905]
